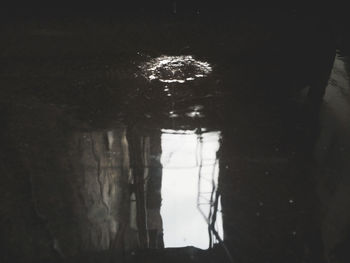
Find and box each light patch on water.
[140,55,212,83]
[160,130,223,249]
[186,111,205,118]
[186,105,205,118]
[169,111,179,118]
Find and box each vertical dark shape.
[127,128,149,248]
[217,102,327,262]
[146,130,164,248]
[301,10,336,107]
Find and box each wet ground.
[1,9,350,263]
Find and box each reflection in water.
[4,10,350,262]
[160,129,223,249]
[140,55,212,83]
[185,105,205,118]
[67,126,224,255]
[68,129,131,253]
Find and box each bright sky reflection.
[140,55,212,83]
[160,129,223,249]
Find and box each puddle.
[2,11,350,263]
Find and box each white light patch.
[160,130,223,249]
[140,55,212,83]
